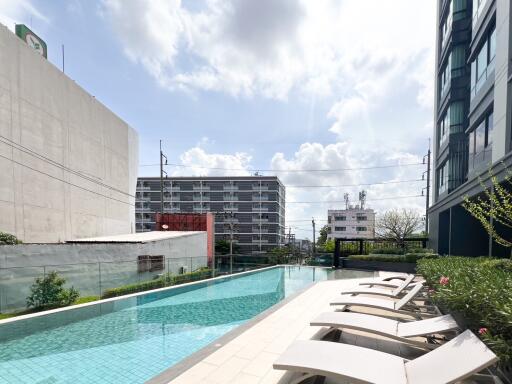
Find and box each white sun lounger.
[331,283,436,318]
[273,330,498,384]
[341,274,417,298]
[310,312,459,350]
[359,274,425,289]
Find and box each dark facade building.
[135,176,285,254]
[429,0,512,256]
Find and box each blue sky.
[1,0,437,238]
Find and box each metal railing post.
[98,262,102,298]
[167,258,170,285]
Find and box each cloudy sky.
[1,0,436,239]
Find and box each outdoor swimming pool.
[0,266,373,384]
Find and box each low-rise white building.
[327,207,375,240]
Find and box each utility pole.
[312,218,316,256]
[226,210,235,274]
[159,140,167,219]
[423,145,431,235]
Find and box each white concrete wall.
[327,208,376,240]
[0,232,207,312]
[0,24,138,242]
[492,0,512,162]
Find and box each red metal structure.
[155,213,215,265]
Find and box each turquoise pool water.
[0,266,368,384]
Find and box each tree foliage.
[324,239,335,252]
[462,168,512,248]
[26,271,79,309]
[215,240,240,254]
[268,246,290,264]
[317,225,329,246]
[375,209,422,246]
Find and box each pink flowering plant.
[417,256,512,365]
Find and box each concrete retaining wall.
[0,232,207,312]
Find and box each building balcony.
[252,207,268,212]
[252,197,269,202]
[223,186,238,191]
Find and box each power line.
[287,194,424,204]
[0,135,135,198]
[286,179,423,188]
[138,162,424,173]
[0,153,134,206]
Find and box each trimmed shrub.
[0,232,21,245]
[26,271,79,309]
[348,253,438,263]
[417,256,512,365]
[101,268,213,299]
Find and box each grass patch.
[0,313,17,320]
[73,296,100,305]
[418,256,512,365]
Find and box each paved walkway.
[168,272,421,384]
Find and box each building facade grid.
[135,176,285,254]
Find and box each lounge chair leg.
[468,373,504,383]
[289,372,316,384]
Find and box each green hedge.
[369,247,405,255]
[348,253,438,263]
[369,247,434,255]
[417,257,512,364]
[101,269,213,299]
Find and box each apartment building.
[429,0,512,256]
[326,208,376,240]
[135,176,285,254]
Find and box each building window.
[438,110,450,148]
[453,0,467,21]
[471,25,496,98]
[438,161,450,195]
[356,227,367,232]
[468,111,493,171]
[472,0,488,25]
[440,0,453,49]
[138,255,164,273]
[334,227,346,231]
[357,216,367,221]
[438,101,464,149]
[439,57,451,99]
[334,216,346,221]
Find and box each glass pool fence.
[0,254,304,314]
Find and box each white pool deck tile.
[168,272,408,384]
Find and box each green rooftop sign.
[15,24,47,59]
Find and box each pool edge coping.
[144,278,323,384]
[0,265,334,326]
[0,265,282,326]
